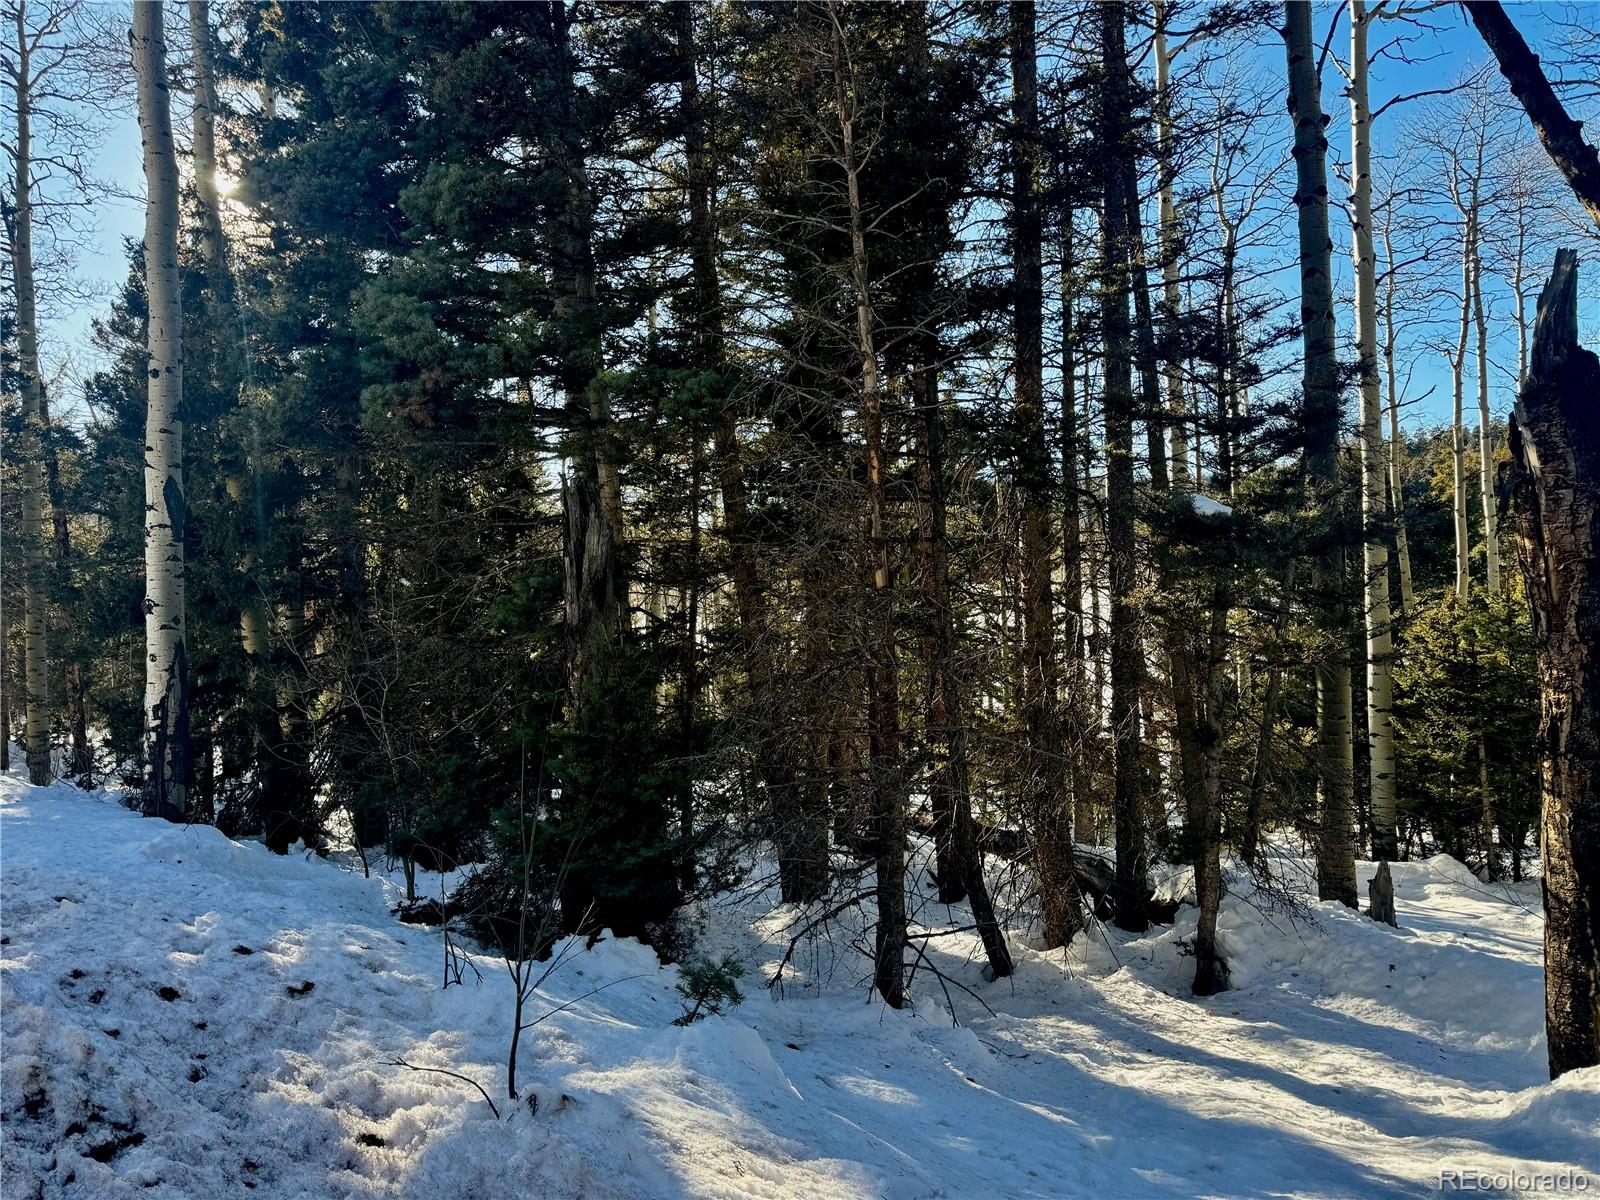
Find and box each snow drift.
[2,771,1595,1199]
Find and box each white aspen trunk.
[1472,244,1500,591]
[1451,208,1472,599]
[1381,225,1415,615]
[8,5,52,785]
[1153,0,1190,488]
[1349,1,1396,861]
[133,1,188,819]
[1512,201,1530,382]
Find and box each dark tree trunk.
[261,600,314,854]
[680,2,822,902]
[1058,221,1096,846]
[1504,249,1600,1079]
[1464,4,1600,231]
[552,1,624,696]
[1125,168,1169,493]
[678,436,702,898]
[1191,585,1231,996]
[916,375,962,905]
[1100,1,1149,933]
[0,604,8,771]
[1368,860,1397,927]
[829,11,905,1007]
[39,386,90,783]
[1012,0,1081,951]
[1284,0,1357,908]
[1242,562,1295,868]
[915,366,1013,978]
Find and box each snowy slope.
[2,770,1595,1200]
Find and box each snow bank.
[3,771,1595,1199]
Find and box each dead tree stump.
[1367,861,1397,928]
[1504,248,1600,1079]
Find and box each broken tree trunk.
[1464,3,1600,231]
[1367,860,1397,928]
[1504,249,1600,1079]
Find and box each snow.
[1190,493,1234,517]
[3,770,1596,1199]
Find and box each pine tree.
[1284,0,1355,908]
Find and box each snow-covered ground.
[2,769,1595,1199]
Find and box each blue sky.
[35,1,1600,435]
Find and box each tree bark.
[1452,331,1471,598]
[916,369,1012,978]
[1504,249,1600,1078]
[1446,137,1484,601]
[1381,225,1415,616]
[0,601,9,771]
[552,2,624,703]
[830,2,905,1008]
[1464,2,1600,231]
[38,380,88,781]
[1126,170,1170,495]
[1012,0,1080,951]
[916,382,961,905]
[1059,220,1095,846]
[134,0,188,820]
[1191,583,1230,995]
[1101,1,1148,933]
[1368,860,1397,927]
[1153,0,1191,489]
[1479,732,1498,882]
[677,3,824,902]
[1472,247,1500,592]
[188,0,228,298]
[1243,562,1294,869]
[8,3,52,786]
[1284,0,1355,907]
[1349,1,1396,863]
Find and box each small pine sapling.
[674,955,745,1025]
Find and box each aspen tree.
[1379,220,1415,615]
[1471,246,1499,591]
[6,0,51,784]
[1450,211,1472,599]
[133,0,187,818]
[1442,124,1486,600]
[1347,0,1396,861]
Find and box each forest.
[3,1,1599,1196]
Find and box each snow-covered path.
[2,772,1595,1199]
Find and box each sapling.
[674,954,745,1025]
